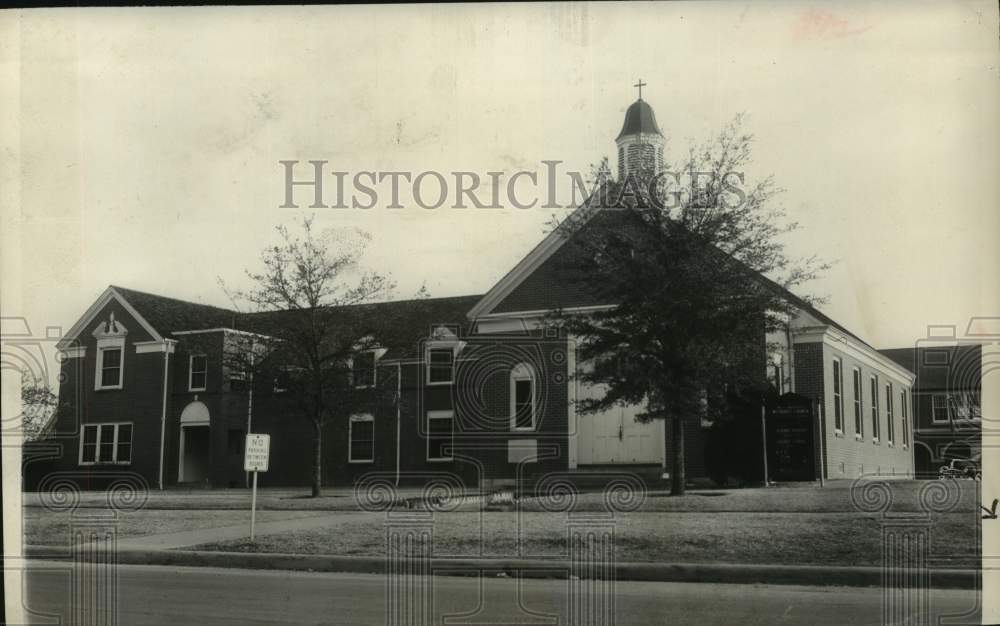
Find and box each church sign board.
[765,394,816,482]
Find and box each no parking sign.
[244,433,270,472]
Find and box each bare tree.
[224,217,396,497]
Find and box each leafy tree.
[551,116,827,495]
[223,217,402,497]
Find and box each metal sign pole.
[250,470,258,541]
[244,432,269,542]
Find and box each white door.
[576,381,662,465]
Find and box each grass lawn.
[23,508,324,547]
[24,480,981,568]
[189,509,978,569]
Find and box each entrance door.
[576,381,663,465]
[181,426,210,484]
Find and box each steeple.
[616,82,665,180]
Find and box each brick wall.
[795,340,914,478]
[42,300,168,490]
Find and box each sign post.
[243,433,270,541]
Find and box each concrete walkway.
[114,511,371,550]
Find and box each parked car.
[939,458,981,480]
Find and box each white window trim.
[885,382,894,446]
[426,347,456,386]
[832,358,844,433]
[870,375,880,443]
[188,353,208,392]
[348,414,375,464]
[510,362,537,432]
[78,422,133,466]
[426,409,454,462]
[900,388,909,448]
[852,367,863,440]
[94,340,125,390]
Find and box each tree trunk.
[671,415,686,496]
[311,419,323,498]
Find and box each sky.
[2,2,998,388]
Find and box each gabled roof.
[468,198,877,351]
[112,286,239,334]
[239,293,482,361]
[56,286,164,349]
[63,285,482,362]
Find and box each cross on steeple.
[633,79,647,100]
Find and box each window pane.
[117,424,132,445]
[191,355,207,389]
[515,380,533,429]
[353,420,374,441]
[101,348,121,386]
[99,426,115,462]
[351,440,373,461]
[428,418,451,435]
[428,438,450,460]
[353,352,375,387]
[82,425,98,463]
[429,349,453,383]
[103,349,121,367]
[428,413,453,460]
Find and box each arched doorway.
[178,401,210,484]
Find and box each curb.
[24,545,979,589]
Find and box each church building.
[26,93,917,492]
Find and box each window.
[885,382,894,445]
[870,375,880,442]
[954,392,981,422]
[968,392,982,421]
[510,363,536,431]
[932,394,950,423]
[427,410,454,461]
[189,354,208,391]
[97,347,123,389]
[852,368,863,438]
[428,348,454,385]
[352,351,376,388]
[900,388,909,447]
[79,423,132,465]
[348,414,374,463]
[832,358,844,432]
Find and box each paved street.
[20,562,980,625]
